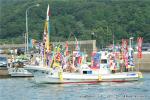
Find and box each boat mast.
[43,4,50,67]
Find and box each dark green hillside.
[0,0,150,47]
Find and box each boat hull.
[25,66,141,84]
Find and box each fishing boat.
[25,66,142,84]
[25,45,143,83]
[25,4,143,84]
[25,50,143,84]
[8,55,33,77]
[26,56,142,84]
[8,67,33,77]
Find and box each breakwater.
[0,68,9,77]
[134,52,150,72]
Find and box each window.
[101,59,107,64]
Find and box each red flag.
[122,39,128,68]
[65,41,69,56]
[122,39,128,59]
[137,37,143,58]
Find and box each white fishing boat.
[8,55,33,77]
[25,5,143,84]
[25,65,142,84]
[25,51,142,84]
[8,67,33,77]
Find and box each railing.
[0,40,96,50]
[0,44,25,49]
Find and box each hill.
[0,0,150,47]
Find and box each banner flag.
[137,37,143,58]
[122,39,128,68]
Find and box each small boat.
[8,58,33,77]
[8,67,33,77]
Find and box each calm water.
[0,73,150,100]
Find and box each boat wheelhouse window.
[83,71,92,74]
[101,59,107,64]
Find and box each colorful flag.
[122,39,128,68]
[91,52,101,69]
[129,50,134,67]
[65,41,69,56]
[137,37,143,58]
[75,37,80,51]
[43,4,50,52]
[42,4,51,66]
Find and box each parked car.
[0,56,8,67]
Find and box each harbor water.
[0,73,150,100]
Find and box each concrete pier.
[134,52,150,72]
[0,68,10,78]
